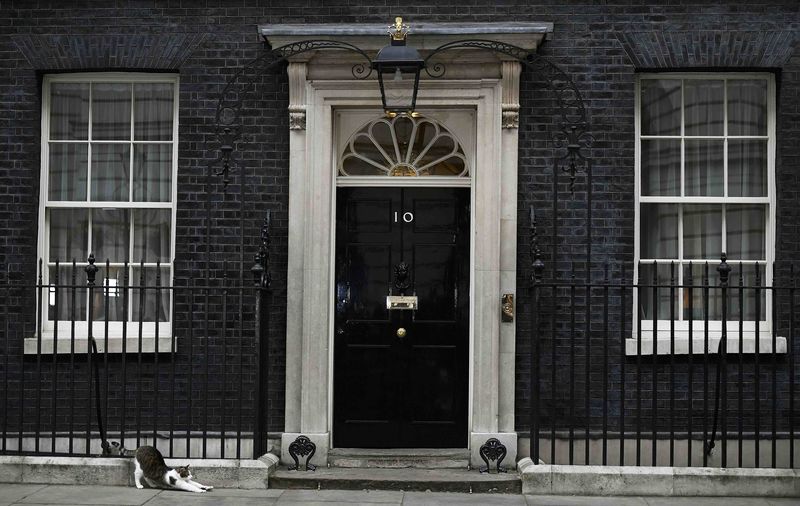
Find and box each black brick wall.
[0,1,798,445]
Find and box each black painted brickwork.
[0,1,798,443]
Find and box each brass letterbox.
[386,295,418,310]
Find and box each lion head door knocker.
[393,261,411,293]
[287,435,317,471]
[478,437,508,474]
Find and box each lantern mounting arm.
[423,39,593,187]
[210,39,374,185]
[210,37,593,189]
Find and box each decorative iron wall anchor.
[288,435,317,471]
[478,437,508,474]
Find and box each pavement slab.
[156,488,284,499]
[526,496,648,506]
[142,493,278,506]
[402,492,526,505]
[16,486,159,506]
[0,485,47,504]
[278,489,403,503]
[643,498,775,506]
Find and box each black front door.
[333,187,470,448]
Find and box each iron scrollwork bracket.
[478,437,508,474]
[287,435,317,471]
[251,210,272,289]
[424,39,594,192]
[211,40,373,189]
[211,37,594,193]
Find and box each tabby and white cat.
[133,446,213,493]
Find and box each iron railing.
[0,252,273,460]
[528,250,798,468]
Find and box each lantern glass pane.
[381,68,415,112]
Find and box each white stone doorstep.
[518,459,800,497]
[0,454,278,489]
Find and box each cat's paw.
[135,484,144,489]
[203,486,213,490]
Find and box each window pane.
[91,144,130,201]
[683,204,722,260]
[727,205,766,260]
[727,263,766,321]
[640,79,681,136]
[131,267,170,322]
[640,204,678,259]
[49,143,88,201]
[92,209,130,263]
[50,83,89,140]
[728,79,767,136]
[682,263,722,321]
[637,263,678,320]
[728,139,767,197]
[134,83,173,141]
[684,80,724,136]
[49,209,88,262]
[685,139,724,196]
[48,265,87,322]
[133,209,171,263]
[641,139,680,196]
[133,144,172,202]
[90,265,127,322]
[91,83,131,140]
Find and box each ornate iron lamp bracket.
[423,39,594,191]
[210,40,374,187]
[209,37,594,192]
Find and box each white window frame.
[29,72,179,354]
[630,72,785,355]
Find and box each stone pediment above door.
[260,21,553,129]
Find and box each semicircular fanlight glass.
[339,114,469,178]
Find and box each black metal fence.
[528,246,798,468]
[0,247,273,460]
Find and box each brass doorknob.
[396,327,407,338]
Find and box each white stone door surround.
[260,22,552,468]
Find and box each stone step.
[327,448,471,469]
[269,466,521,494]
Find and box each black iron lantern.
[372,17,425,115]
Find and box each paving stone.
[275,502,390,506]
[278,489,402,503]
[402,491,527,505]
[526,496,648,506]
[766,499,800,506]
[0,484,47,504]
[17,485,158,505]
[643,498,773,506]
[142,493,278,506]
[156,488,284,499]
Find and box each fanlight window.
[339,114,469,177]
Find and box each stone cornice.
[260,21,552,55]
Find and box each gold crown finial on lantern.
[389,17,409,41]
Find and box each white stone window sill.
[24,334,175,355]
[625,334,787,356]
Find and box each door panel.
[334,187,469,448]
